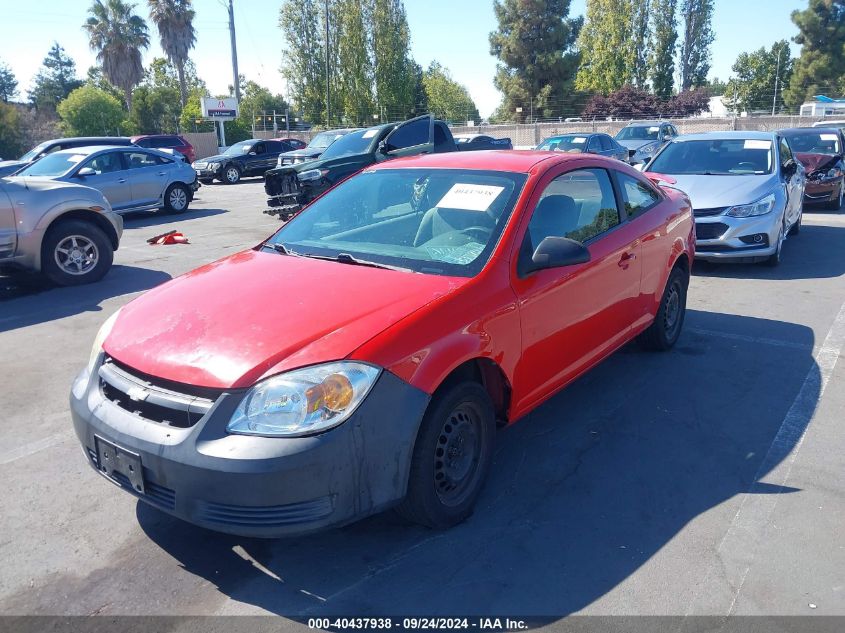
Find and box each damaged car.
[778,127,845,210]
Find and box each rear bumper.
[70,359,429,537]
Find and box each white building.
[799,96,845,117]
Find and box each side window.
[599,135,614,151]
[617,172,660,218]
[123,151,159,169]
[433,125,450,151]
[83,152,123,174]
[586,136,601,152]
[252,143,266,154]
[385,118,429,151]
[525,168,621,252]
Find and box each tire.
[638,266,688,351]
[41,220,113,286]
[765,224,784,267]
[220,164,241,184]
[396,382,495,529]
[826,182,844,211]
[163,183,190,213]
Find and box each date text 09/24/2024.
[307,618,529,630]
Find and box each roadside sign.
[201,97,239,121]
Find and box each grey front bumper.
[70,359,430,537]
[693,212,783,262]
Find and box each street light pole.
[228,0,241,102]
[324,0,330,126]
[772,46,783,116]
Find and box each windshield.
[223,141,255,156]
[267,168,527,276]
[17,152,85,177]
[20,142,51,162]
[782,131,841,155]
[648,139,774,175]
[616,126,660,141]
[537,135,590,152]
[308,131,347,150]
[319,128,380,160]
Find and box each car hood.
[795,152,839,173]
[0,160,26,176]
[617,139,658,152]
[279,148,323,159]
[668,174,778,209]
[103,249,467,389]
[195,153,234,164]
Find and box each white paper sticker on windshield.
[572,137,587,144]
[362,129,378,138]
[67,155,86,163]
[437,184,505,211]
[648,127,660,133]
[744,140,771,150]
[820,133,838,141]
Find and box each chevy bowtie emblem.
[126,386,149,402]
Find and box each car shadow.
[0,265,171,332]
[121,208,228,229]
[693,221,845,280]
[136,309,819,618]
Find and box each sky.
[0,0,806,118]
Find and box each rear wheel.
[41,220,113,286]
[638,266,688,351]
[396,382,495,529]
[163,183,190,213]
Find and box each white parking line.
[0,431,70,466]
[684,298,845,616]
[686,327,815,351]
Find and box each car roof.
[131,133,182,139]
[368,149,594,174]
[780,127,841,134]
[544,132,594,139]
[671,130,777,142]
[622,120,669,127]
[51,145,163,156]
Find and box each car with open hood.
[644,131,804,266]
[71,150,693,537]
[615,121,678,165]
[275,128,361,167]
[778,127,845,210]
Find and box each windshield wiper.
[268,243,303,256]
[304,251,412,272]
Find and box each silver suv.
[0,178,123,285]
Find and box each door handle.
[117,178,126,183]
[618,252,636,268]
[157,172,166,176]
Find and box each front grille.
[197,497,334,528]
[86,447,176,510]
[99,357,218,428]
[695,222,729,240]
[693,207,726,217]
[193,162,207,169]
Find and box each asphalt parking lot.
[1,177,844,620]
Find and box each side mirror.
[248,151,258,156]
[783,159,797,176]
[662,134,673,142]
[528,236,590,273]
[377,140,390,155]
[76,167,96,178]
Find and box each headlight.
[207,162,220,170]
[87,308,122,373]
[227,362,381,437]
[297,168,324,182]
[725,192,776,218]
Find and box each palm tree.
[83,0,150,112]
[148,0,196,107]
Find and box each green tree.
[179,87,214,132]
[725,40,793,114]
[335,0,375,124]
[649,0,678,99]
[630,0,651,89]
[237,80,289,131]
[148,0,196,107]
[576,0,633,94]
[490,0,582,122]
[704,76,728,95]
[56,85,126,136]
[784,0,845,108]
[0,102,24,157]
[144,56,205,94]
[85,66,124,101]
[422,61,479,124]
[280,0,327,124]
[370,0,416,119]
[83,0,150,112]
[679,0,714,91]
[28,43,83,112]
[0,60,17,103]
[411,61,428,117]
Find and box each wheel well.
[45,210,119,251]
[438,358,511,425]
[672,252,690,285]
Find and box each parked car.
[778,127,845,210]
[453,134,513,150]
[645,131,804,265]
[71,150,694,537]
[275,137,307,150]
[615,121,678,165]
[0,137,134,178]
[264,115,493,220]
[812,119,845,132]
[275,128,361,167]
[537,133,628,162]
[0,178,122,285]
[131,134,196,164]
[11,146,199,215]
[192,139,296,184]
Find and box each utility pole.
[324,0,330,126]
[772,46,783,116]
[227,0,241,102]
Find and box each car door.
[586,136,602,156]
[123,150,168,208]
[379,115,434,159]
[0,184,16,259]
[779,136,804,228]
[242,142,267,175]
[510,164,642,412]
[74,151,134,211]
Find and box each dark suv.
[191,139,295,184]
[131,134,195,163]
[0,137,134,178]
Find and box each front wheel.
[765,224,784,267]
[396,382,495,529]
[220,164,241,184]
[41,220,113,286]
[638,266,688,351]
